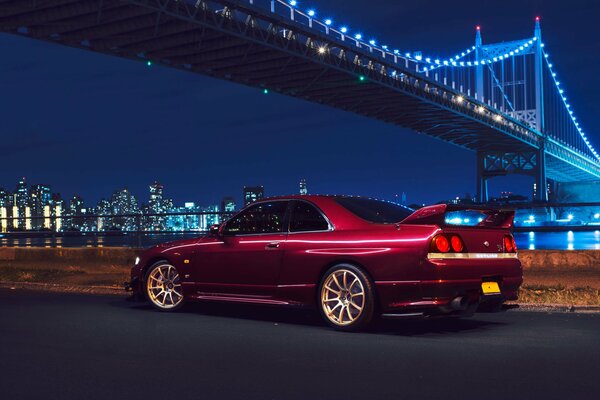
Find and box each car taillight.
[504,235,515,253]
[511,236,517,252]
[431,234,466,253]
[432,235,450,253]
[450,235,464,252]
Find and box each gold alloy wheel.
[320,269,366,326]
[146,263,183,310]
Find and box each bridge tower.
[533,18,548,203]
[475,19,548,203]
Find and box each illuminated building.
[0,188,11,232]
[30,184,52,230]
[96,198,111,231]
[203,205,220,228]
[299,179,307,195]
[66,195,89,231]
[220,196,236,222]
[0,207,7,233]
[146,182,172,231]
[167,202,200,232]
[109,188,141,231]
[243,186,264,205]
[15,177,28,228]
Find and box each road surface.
[1,289,599,400]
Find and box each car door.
[193,200,290,298]
[277,200,334,287]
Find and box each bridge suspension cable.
[282,0,599,161]
[541,47,599,160]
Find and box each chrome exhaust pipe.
[450,296,468,311]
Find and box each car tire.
[144,261,185,311]
[318,264,375,331]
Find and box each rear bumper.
[376,257,523,315]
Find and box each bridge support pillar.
[476,152,489,203]
[534,147,548,202]
[475,27,484,101]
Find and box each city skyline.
[2,1,597,206]
[0,177,309,213]
[0,176,532,214]
[0,176,598,234]
[0,176,315,232]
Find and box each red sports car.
[128,195,522,331]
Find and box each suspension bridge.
[1,0,599,202]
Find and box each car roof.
[254,194,380,202]
[249,195,414,230]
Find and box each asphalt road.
[1,289,599,400]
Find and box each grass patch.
[519,284,600,306]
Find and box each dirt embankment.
[1,248,599,305]
[0,247,137,288]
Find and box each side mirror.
[209,224,221,236]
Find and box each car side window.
[223,201,288,235]
[290,201,330,232]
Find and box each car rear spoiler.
[400,204,515,229]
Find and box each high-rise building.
[67,195,88,231]
[109,188,141,231]
[69,195,85,215]
[14,177,28,228]
[96,198,111,231]
[166,202,200,232]
[202,205,220,230]
[243,186,264,205]
[30,184,52,230]
[0,188,11,233]
[50,194,64,232]
[299,179,307,195]
[220,196,236,219]
[15,177,28,210]
[0,188,12,207]
[149,182,164,207]
[147,181,169,231]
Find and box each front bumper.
[124,276,139,292]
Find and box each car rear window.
[334,197,414,224]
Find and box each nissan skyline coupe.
[128,195,522,331]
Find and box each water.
[513,230,600,251]
[1,230,600,250]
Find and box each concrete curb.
[509,303,600,314]
[2,282,600,313]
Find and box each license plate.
[481,282,501,295]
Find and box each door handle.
[265,241,281,249]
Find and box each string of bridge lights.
[286,0,474,65]
[285,0,599,161]
[288,1,533,70]
[542,47,600,160]
[422,37,536,72]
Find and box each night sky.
[1,0,599,207]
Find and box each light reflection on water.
[514,230,600,250]
[0,231,599,250]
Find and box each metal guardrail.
[0,211,235,234]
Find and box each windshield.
[334,197,414,224]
